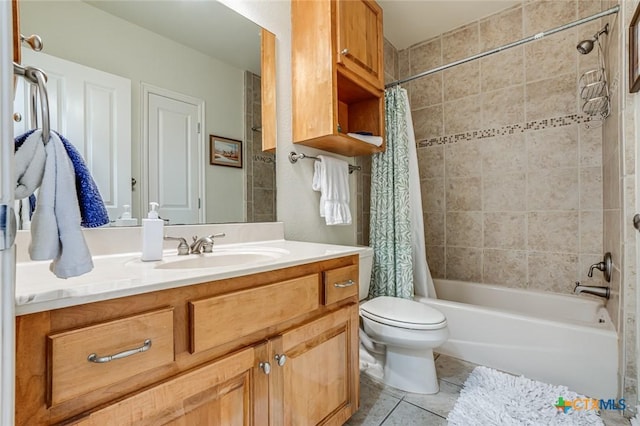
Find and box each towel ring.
[13,63,50,145]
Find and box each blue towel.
[15,130,109,228]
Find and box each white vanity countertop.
[15,239,365,315]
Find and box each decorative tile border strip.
[417,114,599,148]
[253,154,276,164]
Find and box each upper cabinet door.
[261,28,277,153]
[336,0,384,90]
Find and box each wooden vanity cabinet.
[291,0,385,157]
[273,305,358,425]
[15,254,360,425]
[68,346,260,425]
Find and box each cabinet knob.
[13,113,22,122]
[340,48,349,55]
[275,353,287,367]
[259,361,271,375]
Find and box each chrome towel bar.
[289,151,361,174]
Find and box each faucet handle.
[202,239,214,253]
[201,233,224,253]
[164,236,189,255]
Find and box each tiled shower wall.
[400,0,607,295]
[245,71,276,222]
[606,0,638,412]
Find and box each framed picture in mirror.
[630,3,640,92]
[210,135,242,168]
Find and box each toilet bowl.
[358,247,448,394]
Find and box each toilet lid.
[360,296,447,330]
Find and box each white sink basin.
[151,246,289,270]
[156,252,275,270]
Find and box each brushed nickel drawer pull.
[87,339,152,363]
[334,279,355,288]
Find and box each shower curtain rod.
[386,5,620,88]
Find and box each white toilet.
[358,247,448,394]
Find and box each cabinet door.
[69,346,259,426]
[274,305,359,425]
[336,0,384,90]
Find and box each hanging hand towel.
[312,155,352,225]
[15,130,109,228]
[14,129,46,200]
[29,131,94,278]
[54,131,109,228]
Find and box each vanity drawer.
[190,274,319,353]
[47,308,174,407]
[323,265,358,305]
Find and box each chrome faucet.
[574,282,610,299]
[190,233,225,254]
[587,252,612,282]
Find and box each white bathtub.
[416,279,618,399]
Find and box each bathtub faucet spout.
[574,282,610,299]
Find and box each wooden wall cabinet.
[16,255,360,425]
[292,0,385,157]
[261,28,277,153]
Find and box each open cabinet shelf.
[291,0,385,157]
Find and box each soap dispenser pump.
[141,202,164,261]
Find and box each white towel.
[28,131,93,278]
[347,133,383,147]
[15,130,46,199]
[312,155,352,225]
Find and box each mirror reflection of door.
[143,84,204,225]
[13,49,132,227]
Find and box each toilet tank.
[358,247,374,301]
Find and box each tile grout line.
[377,398,404,426]
[402,399,450,420]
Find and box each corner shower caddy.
[578,24,611,122]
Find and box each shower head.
[577,39,595,54]
[576,24,609,54]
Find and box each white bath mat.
[448,366,604,425]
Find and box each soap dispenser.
[141,202,164,261]
[112,205,138,227]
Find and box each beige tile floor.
[346,354,631,426]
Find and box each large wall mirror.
[16,0,276,226]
